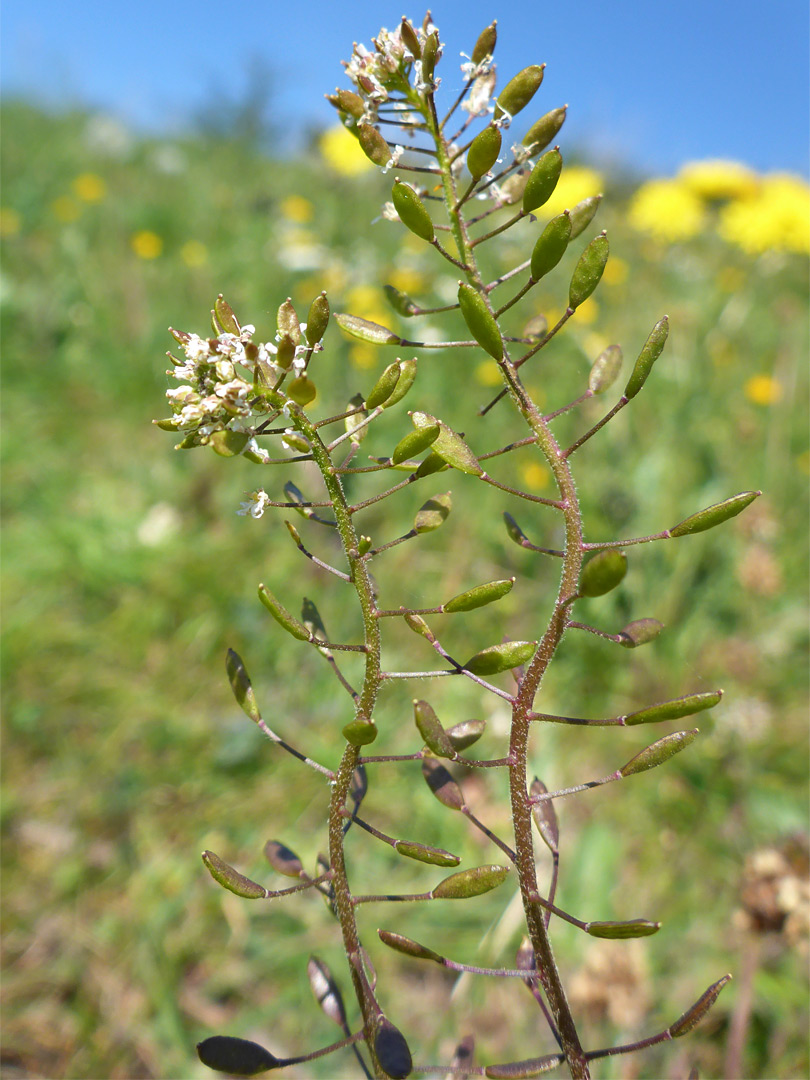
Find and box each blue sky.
[3,0,808,177]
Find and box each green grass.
[1,100,808,1079]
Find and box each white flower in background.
[237,490,272,519]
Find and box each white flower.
[184,334,211,362]
[462,69,497,115]
[237,489,272,519]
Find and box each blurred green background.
[1,100,808,1079]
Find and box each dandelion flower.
[72,173,107,202]
[132,230,163,259]
[744,374,783,406]
[628,179,706,243]
[541,166,604,217]
[719,174,810,255]
[678,160,758,202]
[319,125,375,177]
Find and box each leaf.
[197,1035,279,1075]
[668,491,761,537]
[443,577,514,613]
[202,851,266,899]
[431,864,510,899]
[464,640,536,675]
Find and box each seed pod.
[522,106,567,156]
[344,393,368,445]
[464,640,537,675]
[568,194,602,239]
[281,430,309,454]
[529,778,559,853]
[202,851,266,899]
[214,294,240,335]
[384,284,420,317]
[523,148,563,214]
[617,618,664,648]
[394,840,460,867]
[333,88,365,119]
[284,480,313,519]
[357,123,391,167]
[413,699,455,758]
[624,316,669,400]
[579,550,627,597]
[153,417,181,431]
[277,297,301,344]
[431,864,510,899]
[471,21,497,63]
[452,1036,476,1075]
[225,648,261,724]
[443,577,514,613]
[306,291,330,345]
[446,718,486,751]
[342,717,378,746]
[211,429,251,457]
[586,919,661,939]
[467,125,502,180]
[457,282,503,360]
[258,584,311,640]
[620,729,699,777]
[625,690,723,726]
[286,375,316,406]
[392,179,435,242]
[392,423,440,465]
[422,757,465,811]
[412,410,483,475]
[378,929,443,963]
[264,840,304,877]
[414,451,450,478]
[197,1036,279,1076]
[569,233,609,310]
[404,613,434,638]
[414,491,452,533]
[301,597,328,640]
[307,956,348,1028]
[669,974,733,1037]
[494,65,545,120]
[485,1054,564,1078]
[588,345,623,394]
[366,362,401,408]
[276,333,296,370]
[400,16,421,58]
[374,1017,413,1080]
[530,211,571,281]
[523,313,548,340]
[499,171,530,205]
[384,357,418,407]
[669,491,761,537]
[503,512,530,546]
[335,313,402,345]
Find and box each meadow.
[1,99,808,1078]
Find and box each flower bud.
[197,1036,278,1075]
[443,577,514,613]
[357,123,391,166]
[392,179,435,242]
[202,850,266,898]
[624,690,722,726]
[494,65,545,120]
[431,864,510,899]
[669,491,761,537]
[413,699,455,758]
[530,211,571,281]
[523,148,563,214]
[522,106,567,156]
[569,233,609,310]
[305,291,330,345]
[464,640,537,675]
[579,550,627,597]
[365,362,401,408]
[588,344,623,394]
[619,729,699,777]
[467,125,502,180]
[414,491,452,533]
[335,313,402,345]
[471,21,497,64]
[457,282,503,360]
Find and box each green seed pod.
[392,423,440,465]
[394,840,460,867]
[211,429,250,457]
[529,778,559,854]
[523,148,563,213]
[586,920,661,939]
[286,375,317,406]
[276,333,296,370]
[301,597,328,639]
[197,1036,279,1076]
[225,648,261,724]
[341,717,378,746]
[281,430,310,454]
[374,1018,412,1080]
[277,297,301,344]
[421,30,440,83]
[384,357,418,407]
[258,584,310,640]
[202,851,266,899]
[464,640,537,675]
[494,65,545,120]
[333,88,365,119]
[284,480,313,519]
[579,550,627,597]
[530,211,572,281]
[446,718,486,751]
[412,410,483,475]
[392,179,435,242]
[305,291,330,345]
[365,362,401,409]
[624,690,723,726]
[568,194,602,239]
[153,417,181,431]
[214,294,240,335]
[414,451,450,478]
[569,233,609,309]
[378,929,443,962]
[467,125,502,180]
[620,729,699,778]
[357,123,391,166]
[414,492,452,534]
[669,974,732,1038]
[263,839,304,877]
[431,864,510,899]
[344,393,368,445]
[669,491,761,537]
[471,21,497,64]
[588,344,623,394]
[335,312,402,345]
[307,956,348,1028]
[404,612,434,639]
[503,511,529,546]
[383,284,420,317]
[457,282,503,360]
[623,316,669,400]
[485,1054,565,1079]
[399,16,422,58]
[443,577,514,613]
[422,757,465,810]
[523,312,548,340]
[413,699,455,758]
[617,618,664,648]
[498,171,530,205]
[522,106,567,156]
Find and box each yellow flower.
[718,174,810,255]
[72,172,107,202]
[279,195,314,223]
[602,256,628,286]
[387,267,427,295]
[180,240,208,267]
[575,296,598,325]
[319,125,375,176]
[521,462,551,491]
[678,160,758,202]
[628,179,707,242]
[0,208,21,236]
[350,343,378,369]
[475,360,501,386]
[744,374,783,406]
[51,196,81,223]
[542,166,604,217]
[131,230,163,259]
